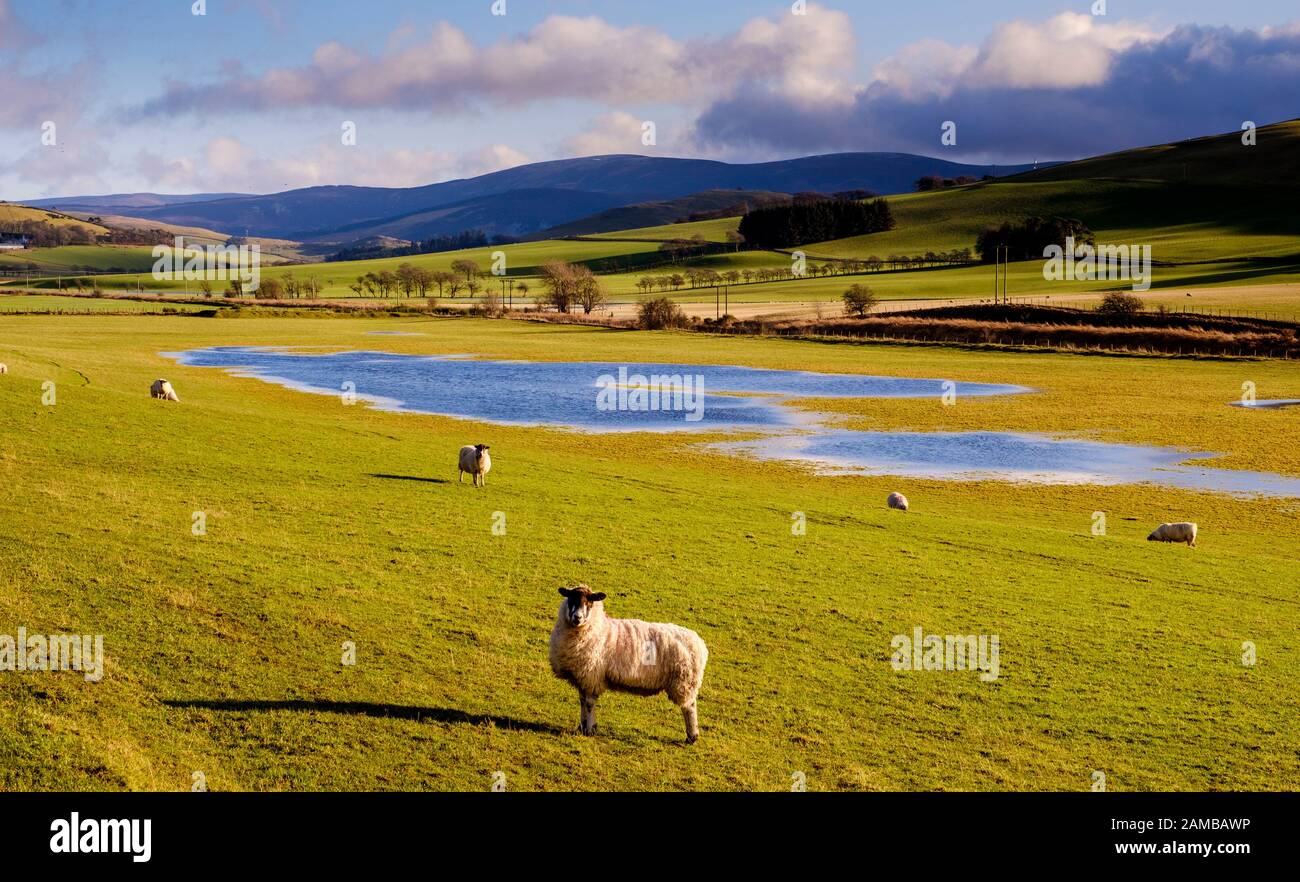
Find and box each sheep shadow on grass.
[163,699,562,734]
[366,473,450,485]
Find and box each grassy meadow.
[1,313,1297,791]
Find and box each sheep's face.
[558,585,606,629]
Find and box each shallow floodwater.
[1229,399,1300,409]
[714,430,1300,497]
[166,347,1024,432]
[167,347,1300,497]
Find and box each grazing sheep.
[1148,522,1197,547]
[150,379,180,402]
[887,492,909,512]
[0,363,8,374]
[458,444,491,486]
[549,584,708,744]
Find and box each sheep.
[0,363,8,374]
[549,584,708,744]
[1147,522,1197,547]
[150,379,180,402]
[887,492,909,512]
[458,444,491,486]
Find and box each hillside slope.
[302,188,629,244]
[806,120,1300,263]
[0,203,110,235]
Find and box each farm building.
[0,232,29,250]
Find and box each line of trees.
[737,196,895,249]
[347,263,471,298]
[633,249,974,294]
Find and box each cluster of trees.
[914,175,983,192]
[737,196,895,249]
[975,217,1096,262]
[1096,291,1145,316]
[2,218,177,248]
[99,226,176,246]
[4,219,94,247]
[637,297,690,330]
[538,261,607,314]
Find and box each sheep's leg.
[579,693,598,736]
[681,701,699,744]
[458,469,464,483]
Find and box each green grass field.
[0,245,161,273]
[2,313,1297,790]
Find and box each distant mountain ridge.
[31,153,1039,243]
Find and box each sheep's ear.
[558,587,573,598]
[589,592,606,602]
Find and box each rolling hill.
[804,119,1300,264]
[302,188,630,244]
[0,203,110,236]
[79,153,1037,242]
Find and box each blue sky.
[1,0,1298,199]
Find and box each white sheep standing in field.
[888,492,909,512]
[0,363,8,375]
[150,379,180,402]
[1148,522,1197,547]
[458,444,491,486]
[549,584,709,744]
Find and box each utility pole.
[1002,245,1008,304]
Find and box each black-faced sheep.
[548,584,708,744]
[1148,522,1197,546]
[458,444,491,486]
[888,492,909,512]
[150,379,180,402]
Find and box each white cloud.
[561,112,657,157]
[142,5,858,115]
[130,137,532,193]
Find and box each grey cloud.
[693,23,1300,162]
